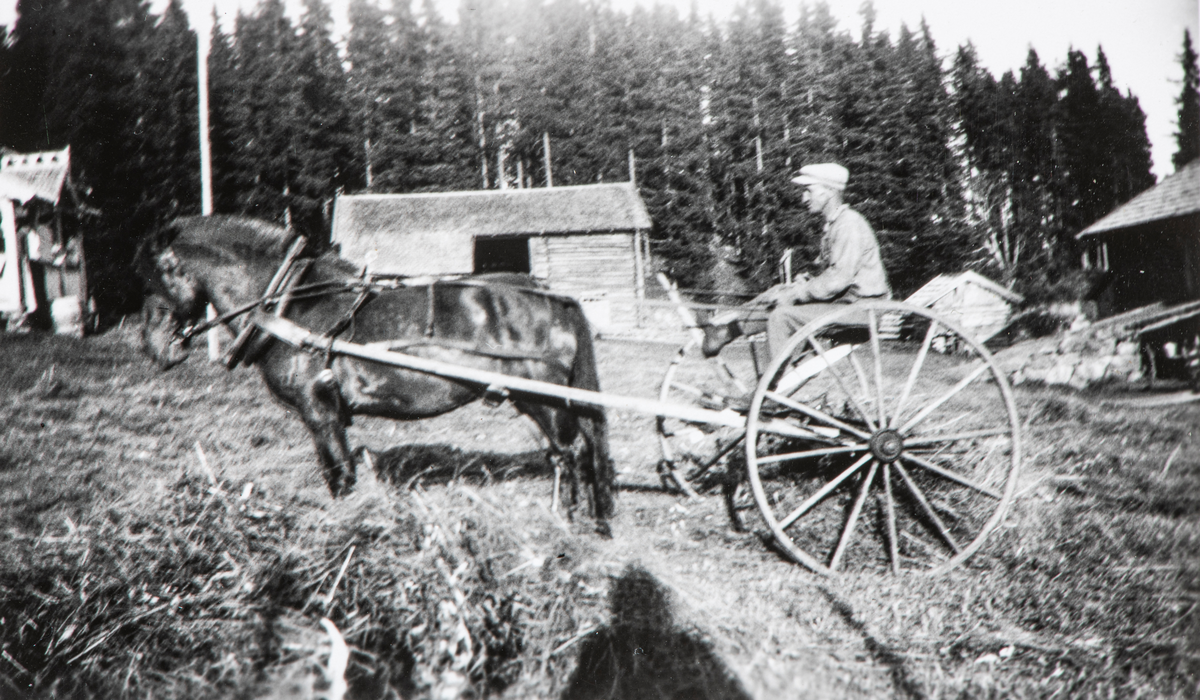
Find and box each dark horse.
[139,215,615,531]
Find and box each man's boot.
[701,320,742,358]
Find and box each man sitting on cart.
[702,162,892,360]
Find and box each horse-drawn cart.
[250,297,1022,578]
[142,217,1021,578]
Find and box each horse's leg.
[517,403,579,516]
[517,401,613,537]
[299,369,357,497]
[557,299,617,531]
[572,405,616,533]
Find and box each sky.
[2,0,1197,180]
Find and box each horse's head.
[141,292,194,370]
[137,215,303,370]
[137,224,207,370]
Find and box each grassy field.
[0,326,1197,699]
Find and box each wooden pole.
[196,20,221,361]
[543,132,553,187]
[253,314,850,442]
[198,27,213,217]
[254,315,749,430]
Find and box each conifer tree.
[1009,49,1059,278]
[1173,29,1200,169]
[345,0,405,192]
[208,12,243,215]
[707,0,793,291]
[877,22,969,294]
[408,0,478,191]
[633,5,719,291]
[1095,48,1154,204]
[224,0,301,224]
[290,0,356,237]
[5,0,164,309]
[2,0,58,151]
[1055,49,1104,239]
[139,0,201,220]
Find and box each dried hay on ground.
[0,328,1196,698]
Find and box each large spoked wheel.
[657,336,761,523]
[744,301,1022,576]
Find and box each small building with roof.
[331,183,654,331]
[1077,159,1200,315]
[0,147,88,334]
[882,270,1024,345]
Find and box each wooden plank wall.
[531,232,639,328]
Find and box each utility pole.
[198,23,213,217]
[197,16,220,361]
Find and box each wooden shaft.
[254,314,748,429]
[224,236,307,368]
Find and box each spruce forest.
[0,0,1176,318]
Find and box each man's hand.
[775,283,811,306]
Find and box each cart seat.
[817,324,870,346]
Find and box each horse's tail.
[563,298,616,521]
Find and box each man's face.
[802,185,832,214]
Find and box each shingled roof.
[1078,159,1200,238]
[334,182,652,239]
[0,148,70,204]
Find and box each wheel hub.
[869,429,904,463]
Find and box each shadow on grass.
[562,565,752,700]
[819,586,926,700]
[366,443,682,498]
[364,443,555,490]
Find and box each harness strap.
[275,258,314,318]
[318,278,377,368]
[425,282,437,338]
[224,235,308,368]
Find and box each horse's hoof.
[594,520,613,539]
[329,476,357,499]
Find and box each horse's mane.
[168,215,298,259]
[138,214,357,282]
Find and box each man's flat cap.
[791,163,849,191]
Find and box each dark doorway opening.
[474,236,531,274]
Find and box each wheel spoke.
[830,461,879,571]
[808,337,878,432]
[846,352,876,420]
[775,345,851,396]
[756,416,842,441]
[905,427,1012,448]
[714,356,751,394]
[663,465,702,499]
[665,379,706,399]
[900,451,1003,500]
[892,319,938,428]
[898,361,991,434]
[778,453,873,530]
[893,462,961,554]
[883,464,899,574]
[868,309,888,428]
[764,391,873,441]
[690,432,745,476]
[755,443,867,466]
